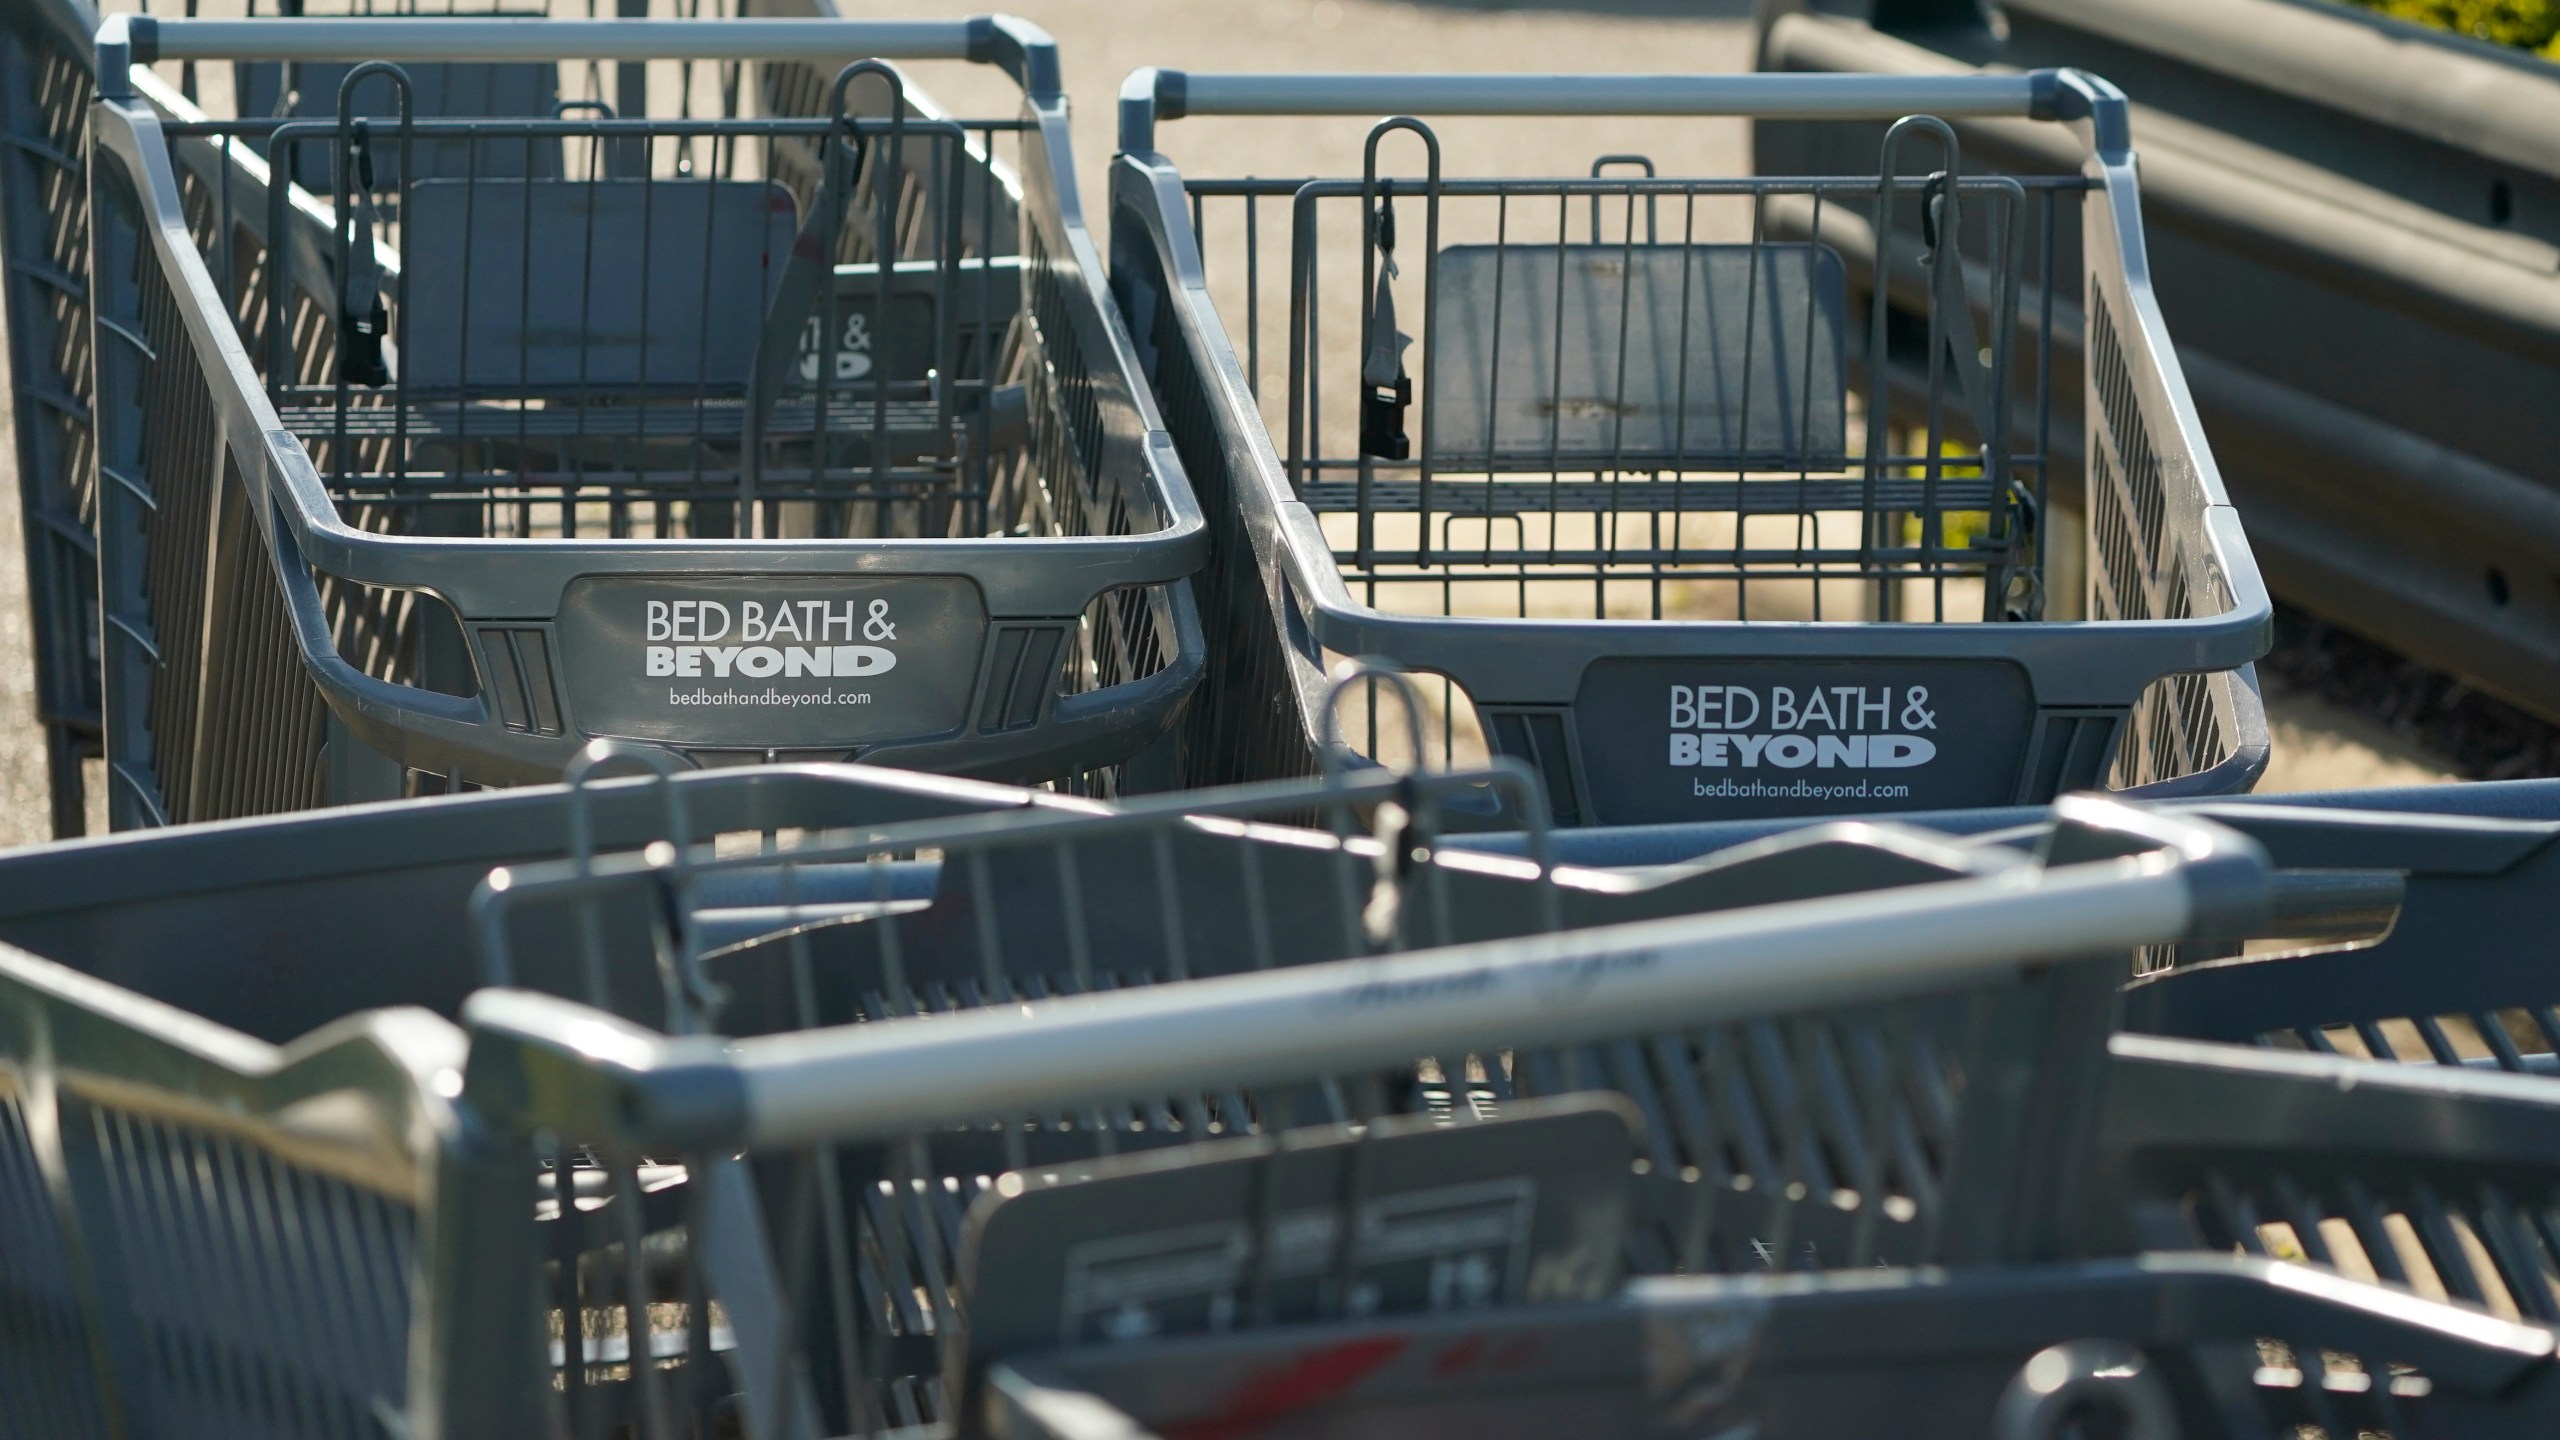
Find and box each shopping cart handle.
[2262,867,2405,941]
[1117,67,2126,155]
[96,13,1062,98]
[461,806,2265,1153]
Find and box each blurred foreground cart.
[1,777,2313,1438]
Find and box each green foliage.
[2344,0,2560,54]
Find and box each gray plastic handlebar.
[461,799,2270,1152]
[96,13,1062,96]
[1117,67,2074,153]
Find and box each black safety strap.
[339,120,392,387]
[1359,188,1414,462]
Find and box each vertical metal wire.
[1793,187,1827,620]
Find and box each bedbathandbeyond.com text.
[666,687,874,707]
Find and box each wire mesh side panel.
[2270,998,2560,1079]
[1488,1000,1965,1275]
[2179,1159,2560,1327]
[0,11,104,837]
[57,1094,418,1440]
[93,151,205,829]
[1117,212,1322,790]
[1448,954,2116,1277]
[535,1150,738,1440]
[1020,204,1187,794]
[2085,291,2237,789]
[92,149,330,828]
[2106,1042,2560,1422]
[0,1078,113,1440]
[158,115,509,795]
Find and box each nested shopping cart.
[12,751,2560,1436]
[24,784,2560,1434]
[2119,787,2560,1079]
[78,12,1202,830]
[1460,776,2560,1325]
[0,0,862,837]
[0,774,2361,1439]
[461,777,2552,1431]
[0,751,1114,1040]
[1111,68,2268,825]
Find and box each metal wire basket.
[1109,68,2269,825]
[78,12,1203,828]
[0,0,901,835]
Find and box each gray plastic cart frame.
[0,758,1105,1045]
[81,14,1205,830]
[1109,67,2268,826]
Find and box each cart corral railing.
[81,14,1203,830]
[1756,0,2560,728]
[1109,68,2267,825]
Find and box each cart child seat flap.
[955,1098,1638,1371]
[397,177,798,390]
[1426,242,1849,472]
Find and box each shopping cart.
[1110,69,2268,825]
[2118,794,2560,1079]
[1459,783,2560,1329]
[11,753,2558,1436]
[1975,795,2560,1343]
[0,0,861,836]
[0,750,1116,1042]
[450,804,2560,1438]
[78,12,1203,830]
[0,783,2273,1438]
[462,774,2275,1421]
